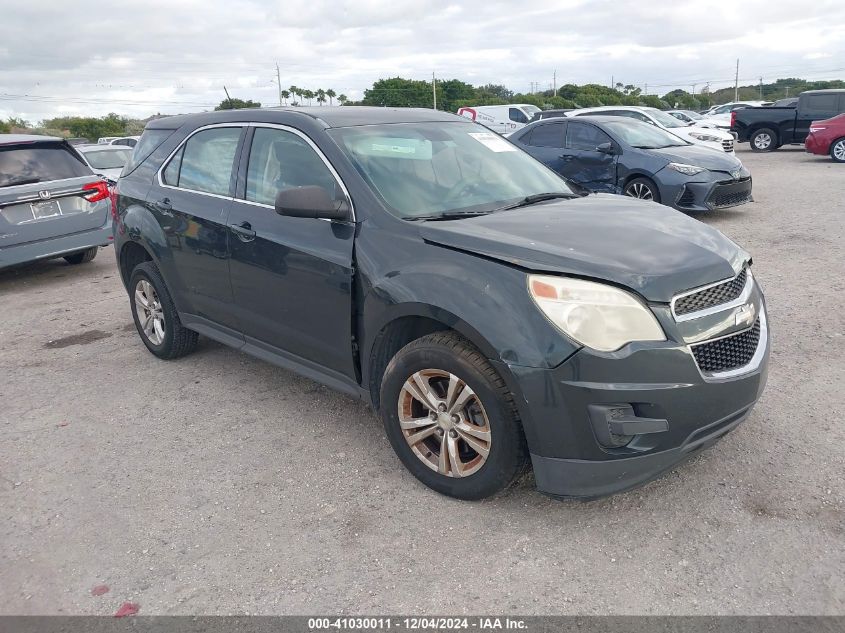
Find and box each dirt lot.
[1,146,843,616]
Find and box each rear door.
[559,121,618,192]
[226,124,357,381]
[519,121,567,173]
[0,140,108,250]
[150,124,245,331]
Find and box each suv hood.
[419,195,748,302]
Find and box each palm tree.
[303,89,314,106]
[280,90,291,106]
[337,94,348,106]
[326,89,336,106]
[316,88,327,106]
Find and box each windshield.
[603,120,689,149]
[522,105,541,115]
[328,122,573,219]
[83,148,132,169]
[643,108,686,128]
[684,110,703,120]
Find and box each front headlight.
[687,131,722,143]
[667,162,706,176]
[528,275,665,352]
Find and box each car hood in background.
[419,195,748,302]
[648,144,744,171]
[678,125,734,139]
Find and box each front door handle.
[229,221,256,241]
[559,154,575,161]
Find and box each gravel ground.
[1,146,843,616]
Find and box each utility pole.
[786,85,790,97]
[223,85,231,101]
[644,83,648,96]
[553,69,557,94]
[276,62,283,106]
[734,59,740,101]
[432,71,437,110]
[759,77,763,100]
[611,75,614,90]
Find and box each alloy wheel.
[833,140,845,162]
[134,279,166,345]
[625,182,654,200]
[753,133,772,150]
[397,369,492,478]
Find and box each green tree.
[337,94,349,105]
[316,88,327,106]
[281,90,291,105]
[215,97,261,111]
[0,120,10,134]
[436,78,476,112]
[41,113,127,141]
[326,88,336,105]
[361,77,432,108]
[302,89,315,106]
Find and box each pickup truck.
[732,89,845,151]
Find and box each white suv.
[567,106,736,154]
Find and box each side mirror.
[596,142,615,155]
[275,186,349,221]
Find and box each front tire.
[830,138,845,163]
[379,332,528,500]
[64,247,98,265]
[750,128,777,152]
[624,177,661,203]
[129,261,198,359]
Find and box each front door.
[227,125,357,380]
[152,125,244,331]
[559,121,617,193]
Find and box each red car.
[805,113,845,162]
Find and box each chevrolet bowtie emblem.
[736,303,756,327]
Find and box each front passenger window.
[245,127,339,206]
[509,108,528,124]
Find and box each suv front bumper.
[496,303,770,499]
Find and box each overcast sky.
[2,0,844,123]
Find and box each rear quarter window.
[121,129,175,177]
[0,142,91,187]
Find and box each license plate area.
[30,200,62,219]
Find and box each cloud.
[1,0,844,122]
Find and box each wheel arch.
[364,306,499,410]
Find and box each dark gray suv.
[113,107,769,500]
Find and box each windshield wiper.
[1,177,41,188]
[405,210,493,222]
[499,192,578,211]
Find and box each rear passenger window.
[567,123,612,151]
[162,127,241,196]
[803,94,838,115]
[527,123,564,148]
[245,127,338,206]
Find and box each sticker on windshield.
[468,132,517,152]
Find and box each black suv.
[114,107,769,500]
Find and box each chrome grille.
[722,138,734,152]
[674,268,748,317]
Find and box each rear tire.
[750,128,777,152]
[624,177,661,203]
[379,331,529,500]
[129,261,198,360]
[64,247,98,265]
[830,138,845,163]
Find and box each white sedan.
[75,144,133,182]
[566,106,736,153]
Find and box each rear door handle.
[559,155,575,161]
[229,221,256,241]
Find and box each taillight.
[82,181,110,203]
[109,186,119,221]
[730,111,737,128]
